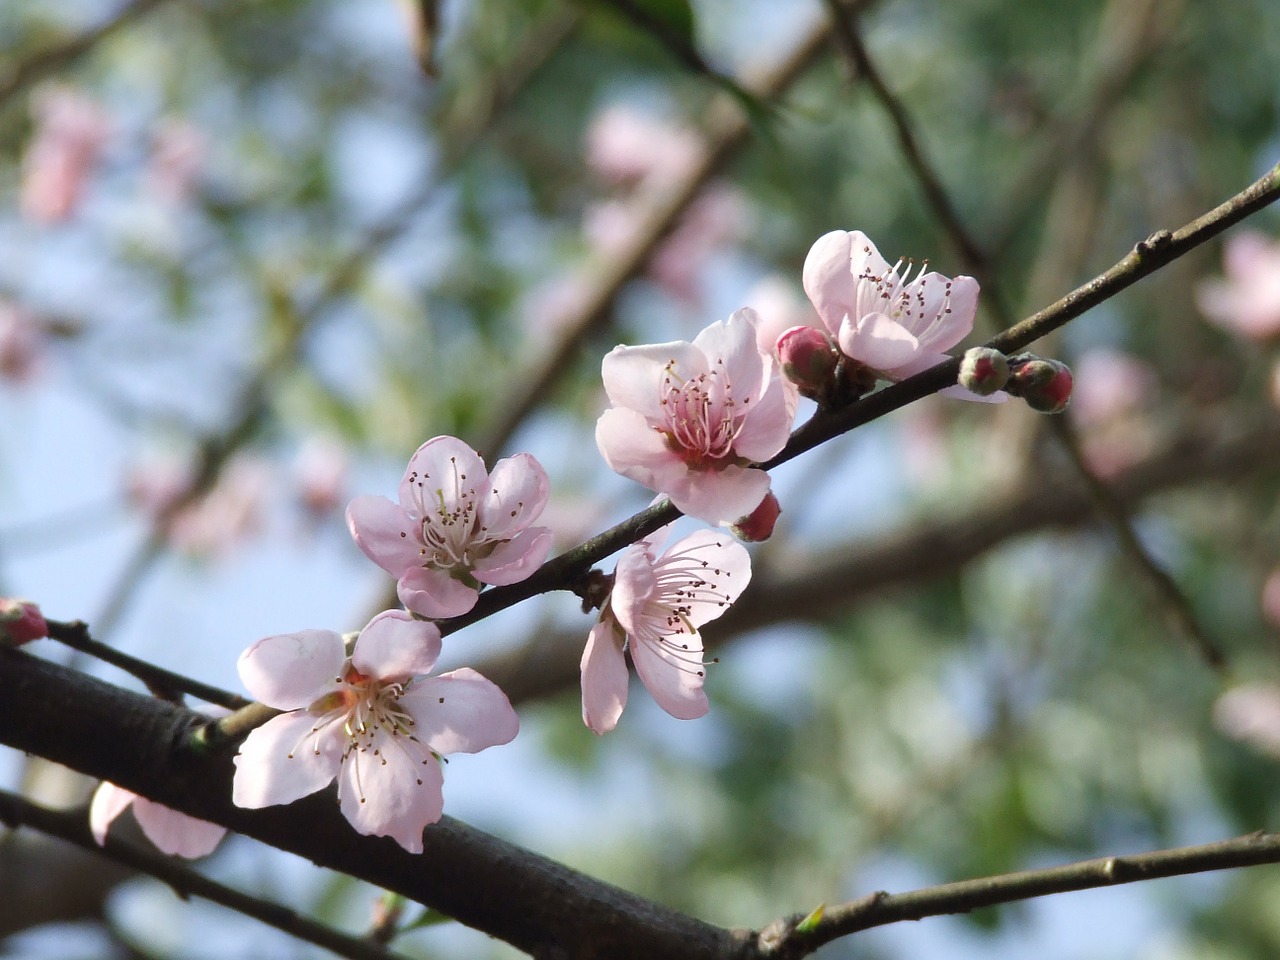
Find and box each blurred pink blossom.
[20,87,112,223]
[585,105,701,188]
[293,436,349,523]
[1196,230,1280,340]
[0,302,47,383]
[167,456,270,558]
[1214,682,1280,759]
[90,780,226,858]
[1070,350,1156,427]
[648,185,749,304]
[1070,349,1159,477]
[1262,569,1280,631]
[748,275,822,358]
[127,454,270,558]
[146,117,206,205]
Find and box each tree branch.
[758,830,1280,956]
[0,648,750,960]
[0,789,414,960]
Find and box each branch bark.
[0,648,750,960]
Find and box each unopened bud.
[1007,357,1073,414]
[777,325,839,399]
[0,598,47,646]
[731,492,781,542]
[958,347,1010,395]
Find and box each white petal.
[478,453,549,541]
[345,495,423,576]
[664,463,772,527]
[401,668,520,755]
[398,566,480,619]
[237,630,344,709]
[89,782,135,846]
[602,340,708,417]
[473,526,553,585]
[838,311,921,371]
[580,620,629,735]
[802,230,856,335]
[351,610,441,680]
[655,529,751,627]
[132,799,226,858]
[232,711,342,808]
[337,732,444,854]
[611,544,658,639]
[630,629,709,721]
[400,436,488,520]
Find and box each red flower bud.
[0,598,48,646]
[1008,357,1073,414]
[958,347,1010,396]
[731,491,781,542]
[776,325,839,399]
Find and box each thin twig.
[820,0,1228,666]
[465,407,1280,705]
[426,162,1280,638]
[0,790,416,960]
[0,0,171,110]
[758,830,1280,956]
[43,618,248,709]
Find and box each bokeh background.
[4,0,1280,957]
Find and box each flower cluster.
[95,227,997,857]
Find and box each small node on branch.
[1135,229,1173,256]
[572,568,615,613]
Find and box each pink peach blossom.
[346,437,552,619]
[0,302,46,384]
[20,87,111,223]
[232,610,518,853]
[1196,230,1280,340]
[802,229,979,381]
[595,309,795,525]
[581,528,750,733]
[585,105,701,188]
[90,781,226,858]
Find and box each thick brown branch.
[0,649,749,960]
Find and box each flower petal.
[232,710,342,808]
[398,566,480,619]
[610,544,658,639]
[132,798,226,858]
[351,610,441,680]
[911,273,977,352]
[399,436,488,520]
[664,462,772,526]
[345,495,423,577]
[595,406,681,489]
[838,311,921,371]
[692,309,761,394]
[601,340,708,419]
[237,629,344,710]
[478,453,549,540]
[89,781,135,846]
[401,668,520,755]
[337,733,444,854]
[580,619,629,734]
[473,526,553,585]
[656,529,752,627]
[802,230,856,336]
[733,368,794,463]
[630,629,709,721]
